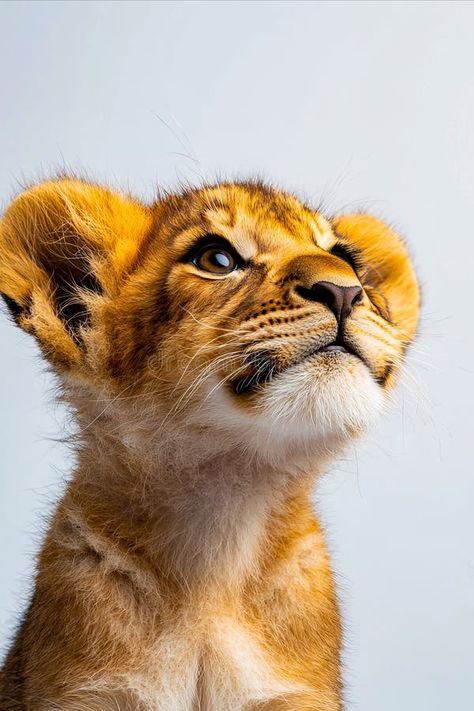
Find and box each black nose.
[297,281,363,324]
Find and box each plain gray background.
[1,1,473,709]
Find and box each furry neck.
[64,412,321,590]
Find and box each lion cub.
[0,179,419,710]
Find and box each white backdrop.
[1,2,473,709]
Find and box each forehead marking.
[205,206,235,230]
[187,187,338,260]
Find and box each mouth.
[319,343,351,354]
[231,338,363,396]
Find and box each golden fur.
[0,179,419,710]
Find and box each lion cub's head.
[0,179,419,465]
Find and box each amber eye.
[193,246,238,275]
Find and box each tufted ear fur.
[332,214,420,341]
[0,179,152,368]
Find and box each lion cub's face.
[0,180,419,462]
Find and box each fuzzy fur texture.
[0,179,419,710]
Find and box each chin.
[201,353,386,469]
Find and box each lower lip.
[320,344,348,354]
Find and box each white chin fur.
[199,355,385,467]
[258,358,384,438]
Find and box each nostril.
[305,284,335,309]
[350,287,363,307]
[295,284,337,308]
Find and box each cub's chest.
[126,617,304,711]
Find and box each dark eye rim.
[329,243,362,273]
[182,233,245,273]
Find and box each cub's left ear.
[0,179,152,368]
[332,214,420,341]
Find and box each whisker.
[158,352,244,430]
[180,306,255,335]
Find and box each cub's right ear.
[0,179,152,369]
